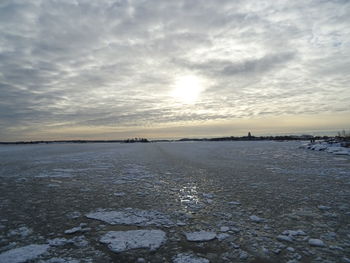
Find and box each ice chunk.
[282,230,307,236]
[173,253,209,263]
[100,230,166,253]
[39,258,79,263]
[86,208,174,226]
[277,235,293,243]
[308,239,325,247]
[228,201,241,205]
[71,236,89,247]
[220,226,229,232]
[48,238,69,247]
[202,193,214,199]
[217,233,230,241]
[114,192,126,197]
[47,236,88,247]
[8,226,32,238]
[249,215,265,223]
[185,231,216,241]
[64,227,82,234]
[0,244,49,263]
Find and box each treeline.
[178,135,332,142]
[124,138,149,143]
[0,139,149,145]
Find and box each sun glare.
[171,75,204,104]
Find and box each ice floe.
[100,230,166,252]
[86,208,174,226]
[173,253,209,263]
[282,230,307,237]
[8,226,32,238]
[228,201,241,205]
[308,238,326,247]
[217,233,230,241]
[64,223,90,234]
[277,235,293,243]
[47,236,88,247]
[301,142,350,156]
[0,244,49,263]
[38,258,79,263]
[249,215,265,223]
[48,238,69,247]
[185,231,216,242]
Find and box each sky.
[0,0,349,141]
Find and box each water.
[0,142,349,262]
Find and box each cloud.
[0,0,349,140]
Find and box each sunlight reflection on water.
[179,184,200,206]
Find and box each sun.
[171,75,204,104]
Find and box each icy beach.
[0,141,349,262]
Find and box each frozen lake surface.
[0,141,349,262]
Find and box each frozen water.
[64,227,82,234]
[249,215,265,223]
[100,230,166,252]
[308,239,326,247]
[303,142,350,156]
[185,231,217,241]
[48,238,69,247]
[8,226,32,238]
[38,258,79,263]
[0,244,49,263]
[86,208,174,226]
[277,235,293,243]
[173,253,209,263]
[282,230,307,236]
[1,141,349,262]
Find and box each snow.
[100,230,166,252]
[173,253,209,263]
[303,142,350,156]
[0,244,49,263]
[185,231,217,241]
[86,208,174,226]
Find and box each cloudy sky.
[0,0,349,141]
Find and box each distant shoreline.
[0,135,335,145]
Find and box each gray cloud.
[0,0,349,140]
